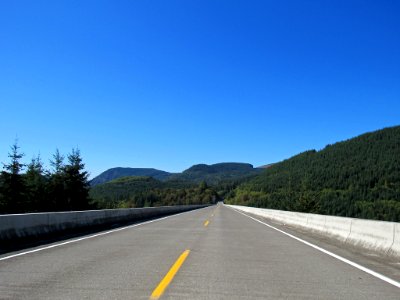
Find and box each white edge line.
[228,206,400,289]
[0,207,209,262]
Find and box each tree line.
[89,176,219,209]
[0,141,219,214]
[0,141,91,214]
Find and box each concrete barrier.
[347,218,395,254]
[227,204,400,258]
[306,214,327,234]
[0,205,208,245]
[390,223,400,257]
[324,215,352,242]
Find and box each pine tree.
[0,140,26,213]
[63,148,91,210]
[25,154,48,212]
[50,149,64,174]
[48,149,67,211]
[4,141,25,175]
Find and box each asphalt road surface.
[1,204,400,299]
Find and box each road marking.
[0,208,207,262]
[210,207,218,218]
[229,207,400,289]
[204,220,210,227]
[150,250,190,299]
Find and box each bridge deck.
[1,204,399,299]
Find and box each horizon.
[3,124,398,179]
[1,1,399,178]
[90,124,399,178]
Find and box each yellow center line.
[150,250,190,299]
[204,220,210,227]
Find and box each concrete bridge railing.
[227,204,400,258]
[0,205,208,246]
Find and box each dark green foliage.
[89,176,164,208]
[0,141,27,213]
[226,126,400,221]
[45,148,91,211]
[89,176,219,208]
[47,149,67,211]
[167,163,263,185]
[60,149,91,210]
[0,141,221,213]
[0,145,91,214]
[25,155,48,212]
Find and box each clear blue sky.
[1,0,399,178]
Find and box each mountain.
[92,162,262,186]
[89,162,260,208]
[90,167,172,186]
[167,163,263,185]
[227,126,400,221]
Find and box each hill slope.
[168,163,263,184]
[227,126,400,221]
[90,167,172,186]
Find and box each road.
[1,204,399,299]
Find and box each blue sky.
[1,0,399,178]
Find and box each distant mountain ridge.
[90,167,172,186]
[90,162,262,186]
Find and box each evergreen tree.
[50,149,64,174]
[63,148,91,210]
[25,154,48,212]
[48,149,67,211]
[0,144,94,214]
[0,140,26,213]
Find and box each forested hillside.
[88,163,260,209]
[226,126,400,221]
[3,126,399,219]
[91,162,262,186]
[89,176,219,208]
[167,163,262,184]
[90,167,172,186]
